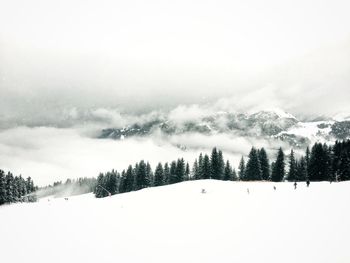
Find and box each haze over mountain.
[0,0,350,185]
[1,0,350,128]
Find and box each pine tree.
[198,153,204,179]
[118,170,126,193]
[309,143,328,181]
[339,150,350,181]
[218,150,225,180]
[146,162,153,186]
[223,160,233,181]
[192,159,199,180]
[185,162,190,181]
[154,163,164,187]
[238,156,245,180]
[169,161,177,184]
[108,171,118,195]
[210,148,225,180]
[13,176,20,201]
[125,165,135,192]
[95,173,105,198]
[163,162,170,185]
[202,154,211,179]
[5,172,15,203]
[287,149,297,181]
[295,157,307,181]
[18,175,27,198]
[0,170,6,205]
[175,158,185,183]
[271,148,285,182]
[305,146,310,180]
[136,160,150,189]
[258,148,270,180]
[210,147,219,179]
[245,147,262,181]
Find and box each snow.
[1,180,350,263]
[250,108,297,119]
[279,121,334,144]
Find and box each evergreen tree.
[107,171,118,195]
[163,162,170,185]
[309,143,329,181]
[245,147,262,181]
[258,148,270,180]
[175,158,185,183]
[210,148,225,180]
[154,163,164,187]
[125,165,135,192]
[198,153,204,180]
[218,150,225,180]
[136,160,150,190]
[238,156,245,180]
[192,159,199,180]
[118,170,127,193]
[202,154,211,179]
[338,150,350,181]
[169,161,177,184]
[295,157,307,181]
[146,162,153,186]
[287,149,297,181]
[223,160,233,181]
[305,146,310,180]
[0,170,6,205]
[210,147,219,179]
[94,173,104,198]
[18,175,27,198]
[5,172,15,203]
[271,148,285,182]
[185,162,190,181]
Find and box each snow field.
[0,180,349,263]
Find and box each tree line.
[238,140,350,182]
[94,140,350,198]
[0,170,37,205]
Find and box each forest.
[1,140,349,203]
[94,140,350,198]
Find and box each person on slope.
[306,180,310,187]
[294,182,297,190]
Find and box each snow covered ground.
[1,180,350,263]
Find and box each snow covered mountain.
[1,180,350,263]
[98,109,350,148]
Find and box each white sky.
[0,0,350,120]
[1,0,350,184]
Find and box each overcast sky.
[1,0,350,184]
[1,0,350,124]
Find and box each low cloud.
[0,125,294,186]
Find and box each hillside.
[99,109,350,148]
[0,180,349,263]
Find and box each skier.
[247,188,250,194]
[273,186,276,191]
[201,188,206,194]
[294,182,297,190]
[306,180,310,187]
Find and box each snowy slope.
[1,180,350,263]
[99,109,350,149]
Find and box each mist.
[1,0,350,125]
[1,0,350,185]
